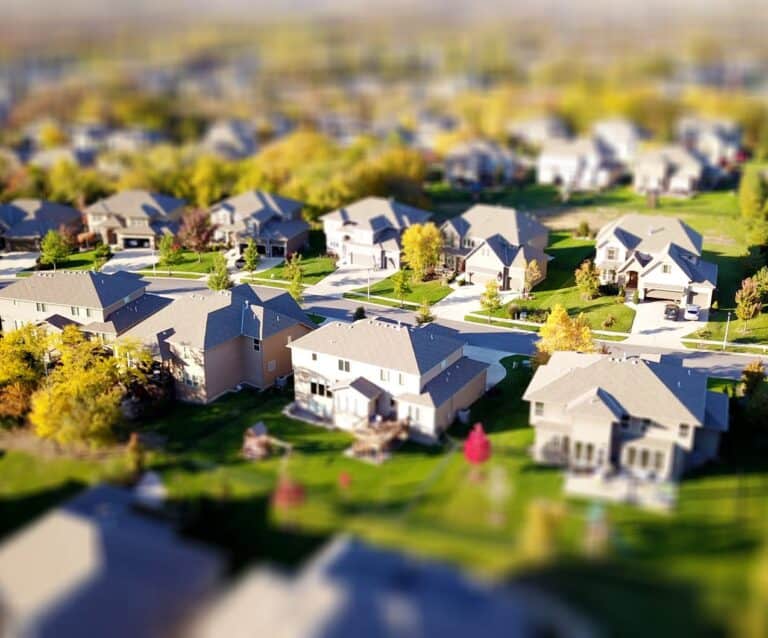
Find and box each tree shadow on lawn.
[0,480,86,541]
[702,249,749,305]
[512,559,727,638]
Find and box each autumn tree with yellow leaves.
[536,304,595,364]
[401,222,443,281]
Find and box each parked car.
[684,304,701,321]
[664,303,679,321]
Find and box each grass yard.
[1,361,767,636]
[479,231,636,332]
[257,255,337,284]
[349,270,453,306]
[137,270,204,280]
[158,250,221,274]
[23,248,113,274]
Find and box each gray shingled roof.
[85,190,186,220]
[321,197,432,233]
[0,199,81,239]
[0,271,147,309]
[466,234,547,269]
[398,356,489,407]
[597,213,702,257]
[84,293,173,336]
[288,318,464,375]
[443,204,548,247]
[638,242,717,287]
[211,191,303,222]
[332,376,384,399]
[124,284,314,351]
[523,352,711,429]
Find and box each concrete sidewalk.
[0,252,39,278]
[431,284,519,322]
[306,264,395,297]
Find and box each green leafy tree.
[480,279,502,324]
[401,222,443,281]
[288,269,303,305]
[735,277,762,332]
[157,234,182,274]
[391,269,412,308]
[739,166,767,220]
[574,259,600,300]
[208,253,232,291]
[284,253,303,280]
[39,229,71,271]
[753,266,768,303]
[38,121,67,149]
[416,299,434,324]
[243,238,259,273]
[741,360,766,398]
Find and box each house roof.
[83,293,173,336]
[0,484,221,638]
[202,119,257,159]
[539,137,604,159]
[633,145,703,176]
[211,191,303,224]
[442,204,548,247]
[85,190,186,220]
[398,356,489,407]
[321,197,431,233]
[597,213,702,257]
[124,284,314,352]
[523,352,715,429]
[0,271,147,309]
[288,318,464,375]
[0,199,81,239]
[465,235,547,270]
[639,242,717,288]
[332,376,384,400]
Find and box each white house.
[592,117,645,165]
[507,115,570,149]
[537,138,617,192]
[288,318,489,443]
[632,145,704,197]
[595,214,717,307]
[443,140,519,187]
[677,116,741,168]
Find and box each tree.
[39,229,71,271]
[524,259,542,297]
[735,277,762,331]
[284,253,303,281]
[741,360,766,397]
[190,155,230,208]
[352,306,366,320]
[518,500,566,565]
[480,279,502,324]
[157,233,182,275]
[0,324,49,387]
[464,423,492,465]
[242,238,259,273]
[739,166,767,220]
[208,253,232,291]
[38,121,67,149]
[574,259,600,300]
[178,209,217,262]
[537,304,595,358]
[391,270,412,308]
[753,266,768,303]
[288,269,303,305]
[401,222,443,281]
[416,299,434,324]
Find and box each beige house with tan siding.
[288,318,489,443]
[125,284,315,403]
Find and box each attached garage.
[270,244,286,258]
[123,237,151,249]
[687,288,713,308]
[643,288,683,302]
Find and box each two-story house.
[0,271,168,341]
[536,138,618,192]
[85,190,186,249]
[677,116,741,168]
[125,284,315,403]
[321,197,432,270]
[443,140,519,188]
[0,199,82,252]
[440,204,549,291]
[507,115,570,150]
[201,119,258,160]
[632,146,704,197]
[592,117,645,165]
[288,318,489,443]
[523,352,729,482]
[209,191,309,258]
[595,214,717,307]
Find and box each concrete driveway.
[101,249,157,274]
[307,264,395,297]
[431,283,519,322]
[625,300,705,347]
[0,252,39,278]
[464,345,516,389]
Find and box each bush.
[352,306,366,320]
[711,300,719,311]
[599,283,619,296]
[601,314,616,329]
[632,290,639,304]
[507,303,520,320]
[574,220,590,238]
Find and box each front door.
[627,271,638,289]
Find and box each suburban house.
[440,204,549,291]
[85,190,186,249]
[412,112,459,153]
[125,284,315,403]
[288,318,488,443]
[537,138,618,192]
[592,117,645,165]
[0,199,82,251]
[677,116,741,168]
[523,352,729,482]
[209,190,309,257]
[507,115,570,149]
[632,145,705,196]
[105,127,166,154]
[0,270,167,340]
[201,119,258,160]
[443,140,519,187]
[322,196,432,269]
[595,213,717,307]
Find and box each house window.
[607,247,617,260]
[398,373,405,385]
[534,402,544,416]
[407,405,420,421]
[35,303,47,312]
[654,451,664,471]
[662,264,671,274]
[640,449,649,468]
[311,353,317,361]
[85,308,92,318]
[586,444,594,463]
[574,442,583,460]
[338,359,350,372]
[310,381,317,394]
[679,424,690,438]
[253,339,261,351]
[380,369,390,382]
[627,446,636,466]
[71,306,80,316]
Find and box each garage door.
[689,290,711,307]
[644,288,682,302]
[123,238,151,249]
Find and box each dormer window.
[606,247,617,260]
[253,338,261,351]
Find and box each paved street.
[0,252,39,278]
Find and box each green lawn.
[2,360,766,635]
[257,255,337,284]
[349,271,453,306]
[157,250,221,274]
[479,231,636,333]
[23,248,113,273]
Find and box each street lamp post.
[367,269,371,300]
[722,311,732,351]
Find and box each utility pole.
[722,311,732,351]
[367,269,371,300]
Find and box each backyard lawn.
[1,362,767,636]
[348,270,453,306]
